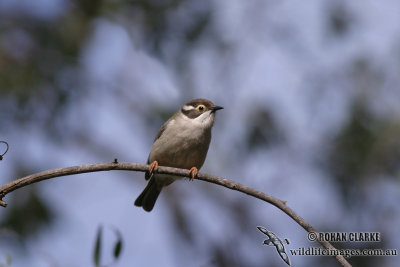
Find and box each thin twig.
[0,141,9,160]
[0,161,351,267]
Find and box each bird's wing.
[257,226,269,236]
[153,119,169,142]
[263,238,273,245]
[144,117,174,180]
[277,247,291,266]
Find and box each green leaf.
[113,228,123,260]
[93,225,102,267]
[113,240,122,259]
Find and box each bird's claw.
[149,160,159,174]
[188,167,198,180]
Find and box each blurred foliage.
[124,0,211,54]
[93,225,123,267]
[246,108,285,151]
[326,2,353,37]
[329,101,400,205]
[1,1,400,267]
[0,3,90,135]
[1,187,53,240]
[0,0,211,131]
[0,0,212,250]
[0,254,12,267]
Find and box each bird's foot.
[188,167,198,180]
[149,160,159,174]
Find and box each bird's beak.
[211,105,224,112]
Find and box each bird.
[257,226,291,266]
[134,98,223,212]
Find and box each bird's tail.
[134,177,161,212]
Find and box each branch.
[0,161,351,267]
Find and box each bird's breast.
[148,124,212,170]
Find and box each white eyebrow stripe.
[182,105,195,111]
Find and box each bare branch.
[0,161,351,267]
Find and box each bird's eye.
[196,104,206,112]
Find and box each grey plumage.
[135,98,223,212]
